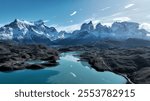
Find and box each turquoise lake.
[0,52,127,84]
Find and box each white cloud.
[84,18,95,23]
[70,11,77,16]
[111,12,122,17]
[113,17,131,22]
[139,23,150,32]
[124,4,135,9]
[84,18,101,27]
[56,23,81,32]
[56,17,100,32]
[101,7,110,11]
[139,23,150,37]
[101,23,112,27]
[56,17,113,33]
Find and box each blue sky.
[0,0,150,31]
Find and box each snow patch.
[101,7,110,11]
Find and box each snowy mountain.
[0,19,66,44]
[0,19,150,45]
[81,21,94,31]
[111,22,148,40]
[72,21,149,40]
[56,21,150,44]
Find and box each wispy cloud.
[102,23,112,27]
[70,11,77,16]
[124,4,135,9]
[55,19,113,32]
[43,20,49,23]
[84,18,101,26]
[110,12,122,17]
[84,18,95,22]
[56,23,81,32]
[55,16,131,32]
[113,17,131,22]
[56,17,102,32]
[84,17,113,27]
[101,7,110,11]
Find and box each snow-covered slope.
[0,19,150,45]
[0,19,63,44]
[111,22,148,39]
[68,21,149,41]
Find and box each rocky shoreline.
[1,42,150,84]
[79,47,150,84]
[0,42,59,71]
[58,46,150,84]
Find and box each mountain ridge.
[0,19,150,45]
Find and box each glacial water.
[0,52,127,84]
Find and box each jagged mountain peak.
[14,19,20,23]
[34,19,45,26]
[5,19,46,28]
[48,27,57,32]
[88,21,93,24]
[96,23,106,29]
[4,19,34,29]
[81,21,94,31]
[0,19,150,45]
[0,19,61,42]
[13,19,33,25]
[14,19,25,23]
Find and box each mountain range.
[0,19,150,45]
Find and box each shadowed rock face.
[1,40,150,84]
[0,42,59,71]
[79,47,150,84]
[130,67,150,84]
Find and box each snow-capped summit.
[48,27,57,33]
[65,21,150,42]
[5,19,33,29]
[34,20,45,26]
[0,19,61,43]
[111,21,139,32]
[111,21,148,39]
[0,19,150,45]
[95,23,111,33]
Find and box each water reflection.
[0,52,127,84]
